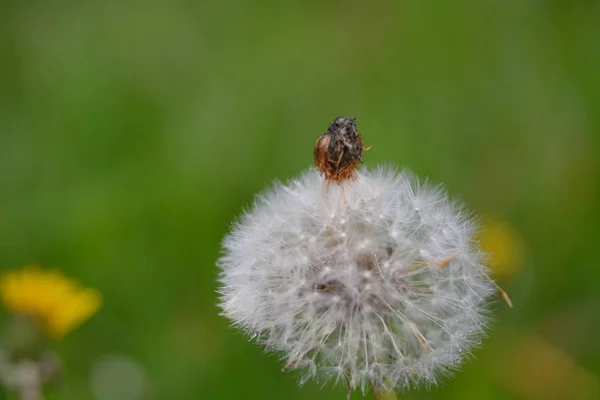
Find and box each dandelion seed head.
[218,167,495,393]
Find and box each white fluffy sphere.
[218,167,495,394]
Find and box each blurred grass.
[1,0,599,399]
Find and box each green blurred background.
[1,1,599,399]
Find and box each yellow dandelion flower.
[480,217,525,278]
[0,266,101,338]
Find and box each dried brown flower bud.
[313,117,369,182]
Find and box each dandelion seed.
[217,117,503,396]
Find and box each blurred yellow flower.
[496,334,598,400]
[480,217,525,278]
[0,266,101,338]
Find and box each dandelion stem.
[373,387,398,400]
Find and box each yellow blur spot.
[480,218,524,278]
[498,334,598,400]
[0,266,101,338]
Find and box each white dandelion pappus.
[217,167,496,394]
